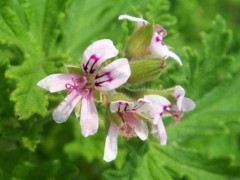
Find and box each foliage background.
[0,0,240,179]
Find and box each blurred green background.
[0,0,240,179]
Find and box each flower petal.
[127,113,148,141]
[168,51,182,65]
[52,91,82,123]
[80,90,99,137]
[174,86,185,111]
[37,74,74,93]
[149,33,170,58]
[182,97,196,111]
[118,14,148,29]
[157,118,167,145]
[130,98,151,113]
[103,122,119,162]
[94,58,131,91]
[144,95,170,117]
[144,95,170,107]
[110,101,134,113]
[174,85,185,98]
[82,39,119,74]
[149,33,182,65]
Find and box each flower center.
[65,76,89,96]
[117,113,136,140]
[120,122,136,141]
[165,108,183,122]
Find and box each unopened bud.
[128,59,163,84]
[126,23,154,59]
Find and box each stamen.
[165,109,183,122]
[120,122,136,141]
[65,76,89,96]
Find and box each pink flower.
[144,95,171,145]
[37,39,131,137]
[144,86,195,145]
[166,85,195,123]
[103,99,150,162]
[119,14,182,65]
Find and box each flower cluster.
[37,15,195,162]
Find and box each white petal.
[37,74,73,93]
[174,86,185,98]
[149,33,182,65]
[103,122,119,162]
[52,91,82,123]
[130,98,151,113]
[127,113,148,141]
[95,58,131,91]
[157,118,167,145]
[182,97,196,111]
[118,14,148,28]
[149,33,170,59]
[144,95,170,117]
[174,86,185,111]
[80,90,99,137]
[110,101,134,113]
[168,51,182,65]
[177,96,184,111]
[144,95,170,107]
[82,39,119,74]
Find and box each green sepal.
[94,91,101,102]
[128,59,163,84]
[65,65,84,75]
[126,23,154,59]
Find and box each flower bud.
[128,59,163,84]
[126,23,154,59]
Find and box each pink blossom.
[166,85,195,123]
[103,99,150,162]
[144,86,195,145]
[144,95,171,145]
[119,14,182,65]
[37,39,131,137]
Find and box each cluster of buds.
[37,15,195,162]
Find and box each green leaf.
[104,140,240,180]
[189,15,236,98]
[1,0,71,119]
[0,150,79,179]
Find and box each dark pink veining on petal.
[131,100,145,111]
[95,72,113,87]
[124,103,129,111]
[83,54,100,74]
[118,102,122,112]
